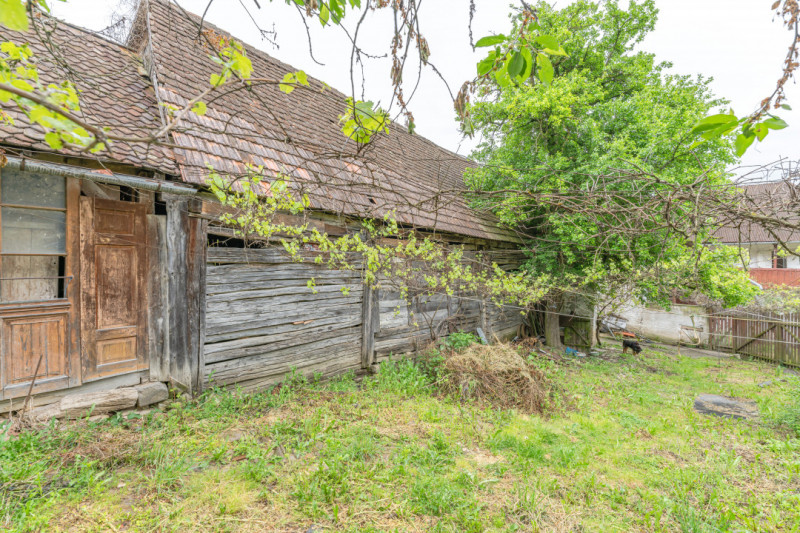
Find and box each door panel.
[1,309,70,397]
[95,246,136,328]
[80,197,148,381]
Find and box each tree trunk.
[544,307,562,348]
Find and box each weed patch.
[1,345,798,531]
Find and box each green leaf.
[494,63,512,88]
[690,113,738,135]
[192,101,207,116]
[477,55,495,76]
[699,120,739,140]
[520,47,534,81]
[534,35,567,56]
[507,52,525,78]
[535,35,560,49]
[0,0,28,31]
[280,72,295,94]
[754,123,769,141]
[475,35,506,48]
[319,4,330,25]
[734,133,755,156]
[10,78,33,92]
[296,70,309,86]
[44,132,63,150]
[763,116,788,130]
[210,73,224,87]
[781,104,792,110]
[536,53,554,85]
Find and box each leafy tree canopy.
[467,0,755,308]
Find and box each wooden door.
[0,173,80,400]
[80,197,148,381]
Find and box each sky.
[50,0,798,173]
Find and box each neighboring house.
[715,180,800,287]
[0,1,523,415]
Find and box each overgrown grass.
[1,344,799,532]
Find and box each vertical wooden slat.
[147,215,169,382]
[65,178,81,388]
[165,198,207,395]
[189,217,208,393]
[360,284,378,369]
[166,197,191,393]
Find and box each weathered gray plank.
[147,215,169,382]
[167,198,207,394]
[222,358,363,394]
[206,295,362,321]
[205,336,361,386]
[205,318,363,364]
[361,285,379,368]
[206,283,362,306]
[207,247,362,265]
[205,304,362,341]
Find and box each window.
[773,246,788,269]
[0,169,67,303]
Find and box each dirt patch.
[466,449,504,467]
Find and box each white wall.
[738,243,800,269]
[616,304,710,346]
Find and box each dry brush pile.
[435,342,562,415]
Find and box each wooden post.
[192,217,208,392]
[147,215,169,382]
[544,309,562,348]
[479,298,490,338]
[361,285,379,369]
[165,197,208,395]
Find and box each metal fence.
[709,311,800,367]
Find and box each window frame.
[0,169,70,304]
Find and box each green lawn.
[2,343,799,532]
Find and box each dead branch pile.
[440,343,555,414]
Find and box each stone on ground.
[135,382,169,407]
[693,394,759,420]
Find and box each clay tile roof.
[715,180,800,244]
[139,0,517,242]
[0,18,176,174]
[1,3,518,243]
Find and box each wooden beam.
[147,215,169,382]
[165,197,207,395]
[361,284,379,369]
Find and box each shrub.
[443,331,479,351]
[365,358,433,396]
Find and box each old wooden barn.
[0,0,524,416]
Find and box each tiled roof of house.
[715,180,800,244]
[0,1,517,242]
[0,17,176,174]
[137,0,516,242]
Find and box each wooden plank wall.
[203,248,364,391]
[373,289,523,362]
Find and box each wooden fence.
[708,311,800,367]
